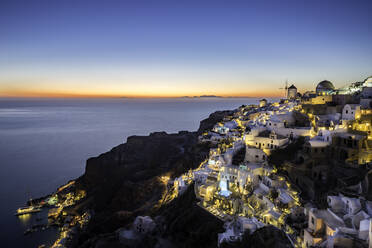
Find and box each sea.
[0,97,277,248]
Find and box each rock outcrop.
[158,183,224,248]
[220,225,292,248]
[197,110,235,134]
[83,131,198,188]
[73,110,233,247]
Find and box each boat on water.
[15,206,42,216]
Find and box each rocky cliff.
[220,225,292,248]
[73,110,233,247]
[83,131,198,188]
[197,110,235,134]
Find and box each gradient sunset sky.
[1,0,372,98]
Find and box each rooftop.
[312,208,345,230]
[316,80,335,91]
[258,130,287,139]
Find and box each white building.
[267,113,312,138]
[245,147,267,163]
[363,76,372,87]
[303,208,345,248]
[174,176,189,195]
[251,130,288,151]
[133,216,156,234]
[193,170,210,184]
[308,130,334,149]
[213,125,229,135]
[361,76,372,98]
[218,218,264,246]
[327,195,345,213]
[327,194,362,215]
[267,113,295,129]
[304,194,372,248]
[219,166,253,193]
[259,99,268,108]
[218,224,237,246]
[224,120,239,130]
[342,104,361,121]
[237,217,264,234]
[244,127,266,146]
[277,188,295,207]
[208,154,226,170]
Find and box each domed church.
[316,80,335,95]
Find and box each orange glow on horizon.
[0,75,298,99]
[0,89,283,99]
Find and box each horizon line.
[0,92,284,99]
[0,95,282,99]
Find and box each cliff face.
[220,225,292,248]
[197,110,235,134]
[84,131,197,187]
[80,131,208,213]
[82,109,234,190]
[73,110,233,247]
[158,183,224,248]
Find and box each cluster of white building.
[171,76,372,247]
[192,100,305,246]
[304,194,372,248]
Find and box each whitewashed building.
[245,147,267,163]
[259,99,268,108]
[251,130,288,151]
[342,104,361,121]
[133,216,156,234]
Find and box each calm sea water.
[0,97,275,248]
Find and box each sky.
[0,0,372,98]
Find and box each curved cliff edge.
[52,109,290,248]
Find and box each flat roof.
[312,209,345,230]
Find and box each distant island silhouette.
[181,95,223,98]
